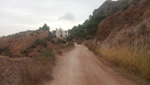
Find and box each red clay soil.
[0,56,34,85]
[45,44,135,85]
[0,30,50,57]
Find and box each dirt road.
[46,44,135,85]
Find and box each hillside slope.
[0,29,53,57]
[93,0,150,82]
[96,0,150,49]
[93,0,141,17]
[68,0,141,40]
[0,24,69,85]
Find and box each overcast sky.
[0,0,107,36]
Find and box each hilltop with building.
[0,24,74,85]
[52,28,68,38]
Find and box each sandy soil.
[45,44,135,85]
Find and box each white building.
[52,28,68,38]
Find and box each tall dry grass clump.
[36,49,55,65]
[21,49,55,85]
[21,64,52,85]
[84,42,98,55]
[85,42,150,81]
[99,46,150,81]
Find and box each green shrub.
[77,40,83,44]
[39,23,50,31]
[57,39,66,44]
[131,0,141,5]
[84,42,98,55]
[21,39,47,56]
[51,40,55,44]
[36,49,55,64]
[30,39,47,48]
[66,35,73,42]
[123,5,129,10]
[85,35,94,40]
[66,42,74,48]
[30,33,34,36]
[58,44,66,49]
[44,32,56,41]
[21,48,31,56]
[0,47,10,56]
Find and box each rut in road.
[46,44,135,85]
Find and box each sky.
[0,0,107,36]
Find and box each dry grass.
[21,64,52,85]
[85,42,150,81]
[36,49,55,65]
[99,46,150,81]
[84,42,98,55]
[20,50,55,85]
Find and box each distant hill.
[68,0,141,40]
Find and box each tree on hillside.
[67,0,142,41]
[38,23,56,41]
[67,15,106,40]
[39,23,50,31]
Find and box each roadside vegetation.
[20,24,56,85]
[19,24,75,85]
[67,0,142,42]
[20,22,75,85]
[68,0,148,82]
[84,42,98,55]
[85,42,150,81]
[67,15,106,41]
[0,0,144,84]
[36,49,55,65]
[21,51,55,85]
[99,46,150,81]
[21,24,56,56]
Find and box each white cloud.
[59,13,76,21]
[0,0,106,36]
